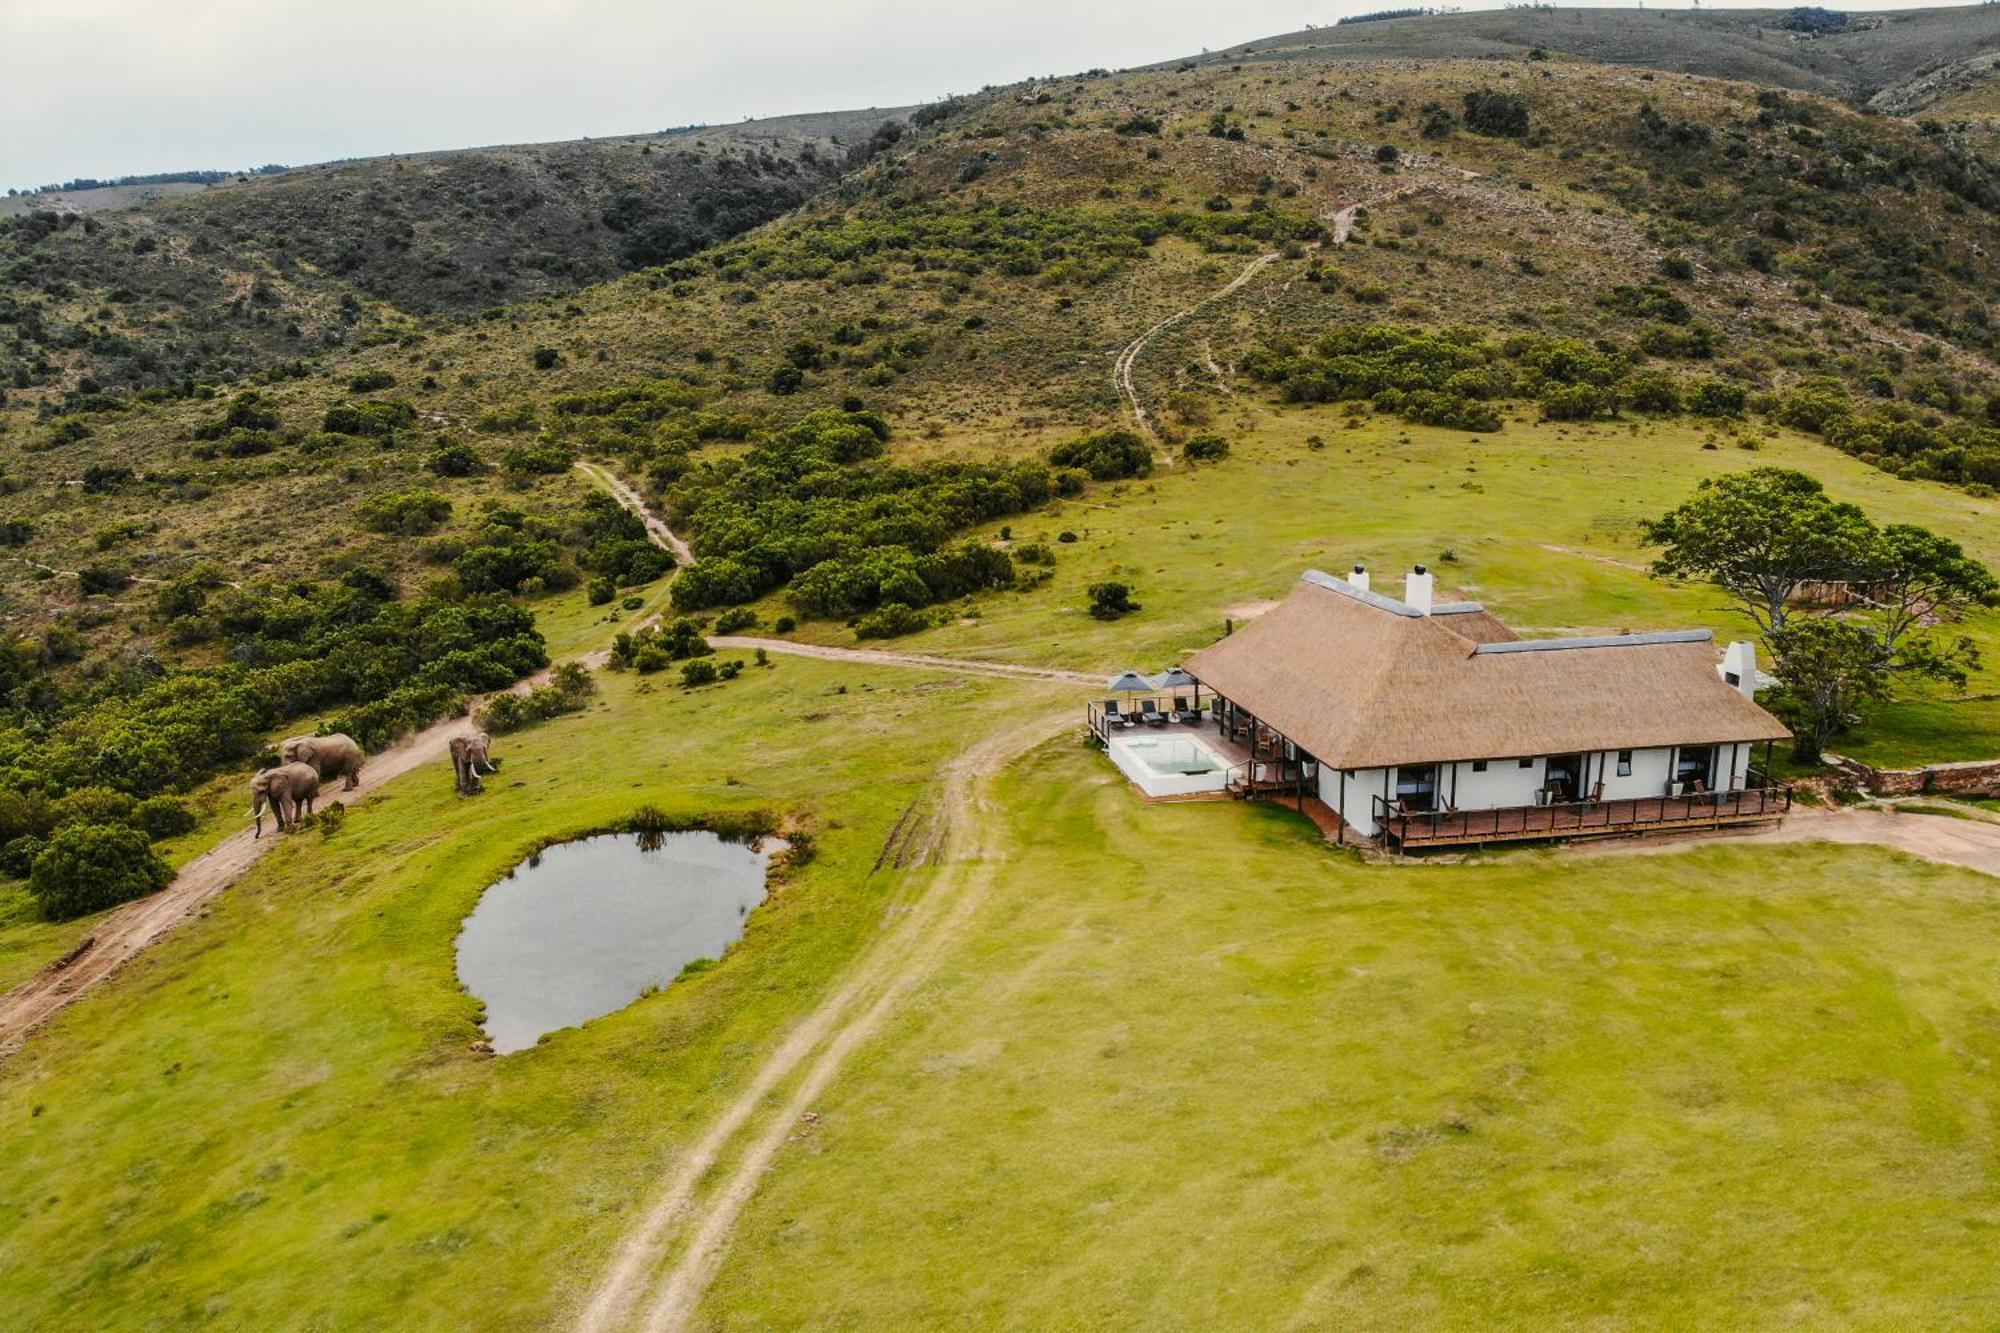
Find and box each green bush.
[0,835,46,879]
[426,442,487,476]
[712,607,759,634]
[323,399,416,438]
[476,663,594,733]
[1050,428,1153,480]
[855,602,932,639]
[679,659,719,688]
[28,823,174,920]
[501,442,576,476]
[356,489,452,536]
[1689,379,1748,417]
[588,577,616,606]
[1088,581,1140,621]
[347,369,396,392]
[1183,431,1232,461]
[1012,541,1055,566]
[1463,89,1529,138]
[53,786,137,829]
[131,796,197,841]
[1540,384,1615,422]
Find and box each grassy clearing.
[702,741,2000,1328]
[766,403,2000,766]
[0,660,1068,1329]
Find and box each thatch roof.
[1184,571,1790,769]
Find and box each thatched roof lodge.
[1176,566,1791,848]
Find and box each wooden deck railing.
[1374,780,1791,848]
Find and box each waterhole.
[456,831,772,1053]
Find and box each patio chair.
[1138,698,1169,726]
[1169,695,1197,724]
[1102,700,1136,730]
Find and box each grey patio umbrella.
[1105,670,1153,694]
[1153,665,1200,707]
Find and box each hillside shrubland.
[1,30,1999,899]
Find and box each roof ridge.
[1473,629,1712,655]
[1299,568,1485,619]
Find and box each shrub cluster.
[28,822,173,920]
[664,409,1039,624]
[1049,428,1153,480]
[0,577,548,798]
[476,663,595,734]
[1245,324,1753,431]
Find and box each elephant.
[449,731,498,795]
[281,732,365,791]
[251,762,321,837]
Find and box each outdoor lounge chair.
[1139,698,1168,726]
[1170,696,1197,724]
[1102,700,1137,730]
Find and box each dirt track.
[0,714,481,1055]
[712,635,1100,686]
[1113,250,1281,438]
[576,461,696,567]
[572,704,1077,1333]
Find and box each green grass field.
[0,660,1067,1328]
[700,741,2000,1329]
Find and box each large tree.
[1765,617,1893,764]
[1645,468,1876,633]
[1650,469,1996,761]
[1862,523,1998,660]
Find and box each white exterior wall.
[1322,766,1388,838]
[1444,758,1547,810]
[1596,747,1676,800]
[1322,742,1765,840]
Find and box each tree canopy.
[1649,468,1996,760]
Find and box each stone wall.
[1827,754,2000,798]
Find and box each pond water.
[455,831,772,1054]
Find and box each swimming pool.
[1107,731,1235,798]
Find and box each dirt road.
[0,714,481,1055]
[1113,250,1281,438]
[711,635,1100,686]
[573,704,1077,1333]
[576,461,696,567]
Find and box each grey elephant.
[281,732,365,791]
[449,731,498,795]
[251,762,321,837]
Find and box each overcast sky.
[0,0,1966,188]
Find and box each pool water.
[1125,737,1224,776]
[455,831,772,1053]
[1107,731,1235,797]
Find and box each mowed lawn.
[703,743,2000,1329]
[0,661,1069,1330]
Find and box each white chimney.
[1405,564,1434,615]
[1720,640,1758,699]
[1349,563,1370,593]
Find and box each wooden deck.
[1379,786,1791,849]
